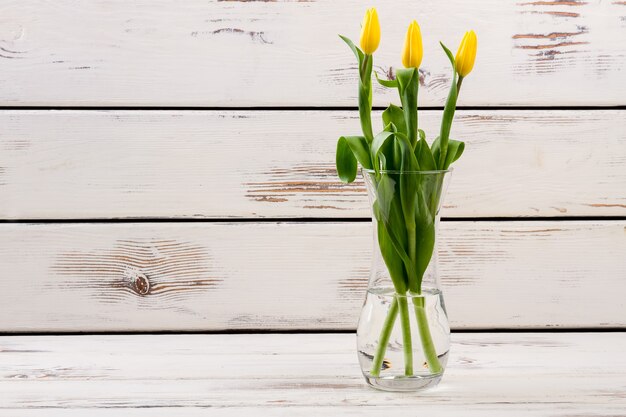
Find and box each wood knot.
[125,269,151,296]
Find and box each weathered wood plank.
[1,110,624,219]
[0,1,623,106]
[0,221,624,331]
[1,333,625,414]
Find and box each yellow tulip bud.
[401,20,423,69]
[455,30,477,77]
[359,8,380,55]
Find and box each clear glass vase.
[357,169,452,392]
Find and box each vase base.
[364,373,443,392]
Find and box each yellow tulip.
[359,8,380,55]
[401,20,423,68]
[455,30,477,77]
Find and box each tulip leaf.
[375,72,398,88]
[340,34,374,141]
[432,137,464,170]
[382,104,407,136]
[418,129,426,142]
[341,135,372,170]
[415,136,437,171]
[374,177,416,288]
[437,42,458,169]
[443,139,465,170]
[395,68,419,148]
[431,135,444,167]
[376,215,408,293]
[373,187,408,292]
[339,35,364,62]
[394,131,418,171]
[395,68,416,91]
[336,136,358,183]
[371,128,396,174]
[374,173,396,222]
[440,41,455,67]
[412,193,436,291]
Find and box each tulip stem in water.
[370,292,443,378]
[397,295,414,376]
[413,296,443,374]
[370,297,399,377]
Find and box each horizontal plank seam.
[0,106,624,111]
[1,216,626,224]
[0,329,625,336]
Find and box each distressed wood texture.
[1,110,624,219]
[0,1,623,106]
[0,221,624,331]
[0,333,625,414]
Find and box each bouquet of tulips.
[336,8,477,378]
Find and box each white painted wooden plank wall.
[0,110,624,219]
[0,0,623,333]
[0,2,623,416]
[1,333,625,413]
[1,1,625,413]
[0,221,624,331]
[0,0,623,106]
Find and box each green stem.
[412,296,443,374]
[456,75,464,93]
[359,54,374,142]
[397,295,414,376]
[369,297,399,377]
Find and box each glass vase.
[357,169,452,392]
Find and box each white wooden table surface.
[1,333,625,415]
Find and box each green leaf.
[440,41,455,66]
[418,129,426,142]
[394,131,419,172]
[415,137,437,171]
[336,136,358,183]
[382,104,407,136]
[437,42,458,169]
[339,35,364,62]
[395,68,419,148]
[412,199,436,291]
[340,35,373,141]
[375,182,416,287]
[374,174,396,222]
[394,180,439,293]
[371,130,395,175]
[433,137,464,170]
[443,139,465,169]
[431,135,441,160]
[395,68,416,92]
[375,71,398,88]
[376,216,408,293]
[342,135,372,170]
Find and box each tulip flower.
[359,8,380,55]
[401,20,423,68]
[455,30,477,78]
